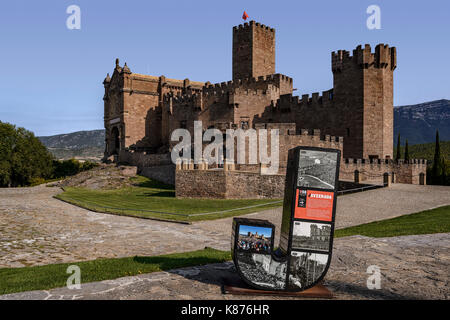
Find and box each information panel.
[232,146,340,292]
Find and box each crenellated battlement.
[233,20,275,34]
[339,158,427,184]
[332,43,397,72]
[275,89,334,110]
[162,73,293,106]
[163,83,280,105]
[203,73,292,92]
[254,123,344,145]
[343,158,427,167]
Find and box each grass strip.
[0,248,231,295]
[335,205,450,238]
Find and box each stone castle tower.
[103,20,396,160]
[232,21,275,80]
[332,44,396,159]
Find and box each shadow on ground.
[156,261,425,300]
[133,254,229,271]
[324,280,422,300]
[133,179,174,190]
[137,191,175,198]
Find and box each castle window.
[240,121,249,129]
[180,120,187,129]
[329,91,334,100]
[346,128,350,136]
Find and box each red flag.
[242,11,249,20]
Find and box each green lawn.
[0,248,231,295]
[335,205,450,238]
[55,176,282,222]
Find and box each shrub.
[52,159,98,179]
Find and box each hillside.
[394,140,450,162]
[38,129,104,161]
[394,99,450,145]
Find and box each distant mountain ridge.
[394,99,450,145]
[38,129,105,149]
[38,129,104,160]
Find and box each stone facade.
[103,62,204,155]
[103,21,395,160]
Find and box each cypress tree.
[432,130,442,184]
[404,139,409,162]
[395,133,401,161]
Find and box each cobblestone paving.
[0,185,228,268]
[1,184,449,268]
[1,233,448,300]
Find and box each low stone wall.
[176,158,427,199]
[393,161,427,184]
[340,159,427,185]
[118,150,171,168]
[140,165,175,186]
[176,169,285,199]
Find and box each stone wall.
[340,158,427,185]
[140,165,175,186]
[176,158,427,199]
[176,169,285,199]
[234,124,343,174]
[118,149,171,168]
[393,160,427,184]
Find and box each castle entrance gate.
[111,127,120,154]
[419,173,425,185]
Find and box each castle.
[103,21,426,198]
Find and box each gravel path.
[0,183,449,268]
[1,233,448,300]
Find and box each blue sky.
[239,225,272,238]
[0,0,448,136]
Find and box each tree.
[431,130,443,185]
[404,139,410,162]
[0,122,54,187]
[395,133,401,161]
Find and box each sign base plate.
[221,277,333,299]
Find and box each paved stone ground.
[1,184,450,268]
[1,233,448,300]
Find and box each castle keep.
[103,21,426,197]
